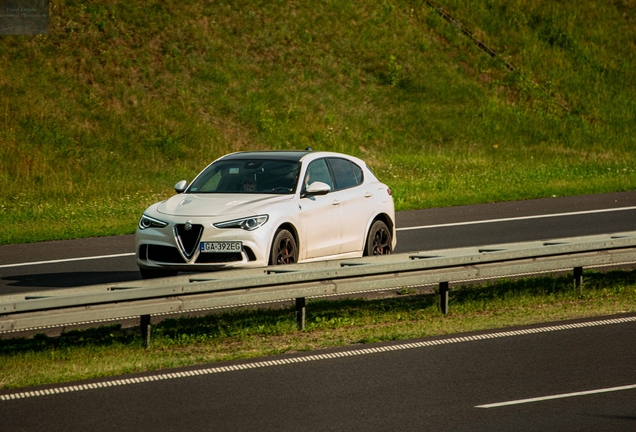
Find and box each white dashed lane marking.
[2,315,635,402]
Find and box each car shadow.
[2,271,142,289]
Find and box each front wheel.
[364,220,392,256]
[270,229,298,265]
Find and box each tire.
[139,268,178,279]
[270,229,298,265]
[364,220,392,256]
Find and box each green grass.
[2,1,635,392]
[2,269,636,389]
[1,0,636,244]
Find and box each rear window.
[352,162,363,184]
[328,158,363,190]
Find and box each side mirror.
[303,181,331,197]
[174,180,188,193]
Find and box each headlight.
[138,214,169,230]
[213,215,269,231]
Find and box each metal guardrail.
[2,232,636,343]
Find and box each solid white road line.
[396,205,636,231]
[0,253,136,269]
[475,384,636,409]
[3,205,636,268]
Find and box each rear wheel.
[270,229,298,265]
[364,220,392,256]
[139,268,178,279]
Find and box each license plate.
[200,241,242,253]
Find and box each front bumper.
[135,220,273,271]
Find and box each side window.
[351,162,363,184]
[328,158,359,190]
[303,159,334,192]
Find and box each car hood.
[156,193,292,217]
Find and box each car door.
[327,157,376,254]
[298,158,343,259]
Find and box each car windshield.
[187,159,301,194]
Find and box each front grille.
[175,224,203,259]
[196,252,243,263]
[147,245,186,263]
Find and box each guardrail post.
[439,282,449,315]
[140,315,151,348]
[573,266,583,294]
[296,297,306,330]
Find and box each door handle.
[364,192,373,198]
[332,199,340,206]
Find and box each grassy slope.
[1,0,636,244]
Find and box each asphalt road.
[1,315,635,431]
[2,192,636,431]
[1,191,636,294]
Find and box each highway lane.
[1,191,636,294]
[2,315,635,431]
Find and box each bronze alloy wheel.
[365,220,392,256]
[271,229,298,265]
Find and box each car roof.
[221,150,312,162]
[220,150,366,166]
